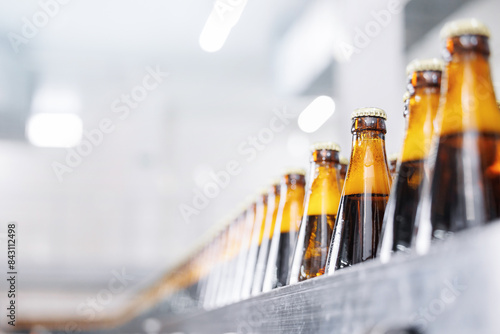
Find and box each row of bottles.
[381,18,500,260]
[158,18,500,312]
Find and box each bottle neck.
[263,186,280,232]
[344,128,391,196]
[306,160,342,216]
[312,149,340,163]
[257,206,268,244]
[401,82,441,162]
[340,164,347,176]
[227,219,243,258]
[267,191,281,239]
[279,176,305,233]
[439,37,500,135]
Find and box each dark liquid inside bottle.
[429,131,500,236]
[274,231,295,287]
[387,159,425,251]
[335,193,388,269]
[298,214,336,281]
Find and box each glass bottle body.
[251,185,280,295]
[414,35,500,253]
[240,196,267,299]
[289,149,342,283]
[379,70,441,260]
[327,116,392,273]
[263,174,305,291]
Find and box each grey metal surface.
[114,221,500,334]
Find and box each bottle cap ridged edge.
[283,168,307,176]
[351,107,387,120]
[388,153,399,162]
[403,92,410,102]
[310,142,341,152]
[236,197,253,213]
[406,58,444,76]
[271,177,282,186]
[259,185,271,195]
[440,18,490,40]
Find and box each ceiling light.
[26,113,83,148]
[298,96,335,133]
[199,0,248,52]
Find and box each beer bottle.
[189,246,209,308]
[262,169,306,291]
[339,156,349,190]
[230,201,256,303]
[289,143,343,283]
[197,238,218,307]
[251,181,281,295]
[184,240,209,308]
[202,223,229,308]
[240,191,267,299]
[414,19,500,253]
[378,59,443,262]
[203,221,233,309]
[223,204,254,304]
[388,153,399,179]
[215,218,243,307]
[326,108,392,274]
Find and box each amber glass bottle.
[339,156,348,190]
[326,108,392,274]
[251,182,281,295]
[191,232,217,307]
[414,19,500,254]
[262,169,306,291]
[289,143,343,283]
[215,216,243,307]
[240,192,267,299]
[230,202,255,303]
[199,235,216,308]
[379,59,443,262]
[388,153,399,180]
[202,223,229,308]
[192,240,215,308]
[197,237,218,307]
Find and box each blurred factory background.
[0,0,499,328]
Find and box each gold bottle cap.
[271,177,282,186]
[339,156,349,165]
[388,153,399,162]
[235,202,247,214]
[259,185,270,195]
[406,58,444,76]
[239,195,255,211]
[440,18,490,40]
[351,107,387,120]
[310,141,341,152]
[283,168,307,176]
[403,91,410,102]
[216,215,233,232]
